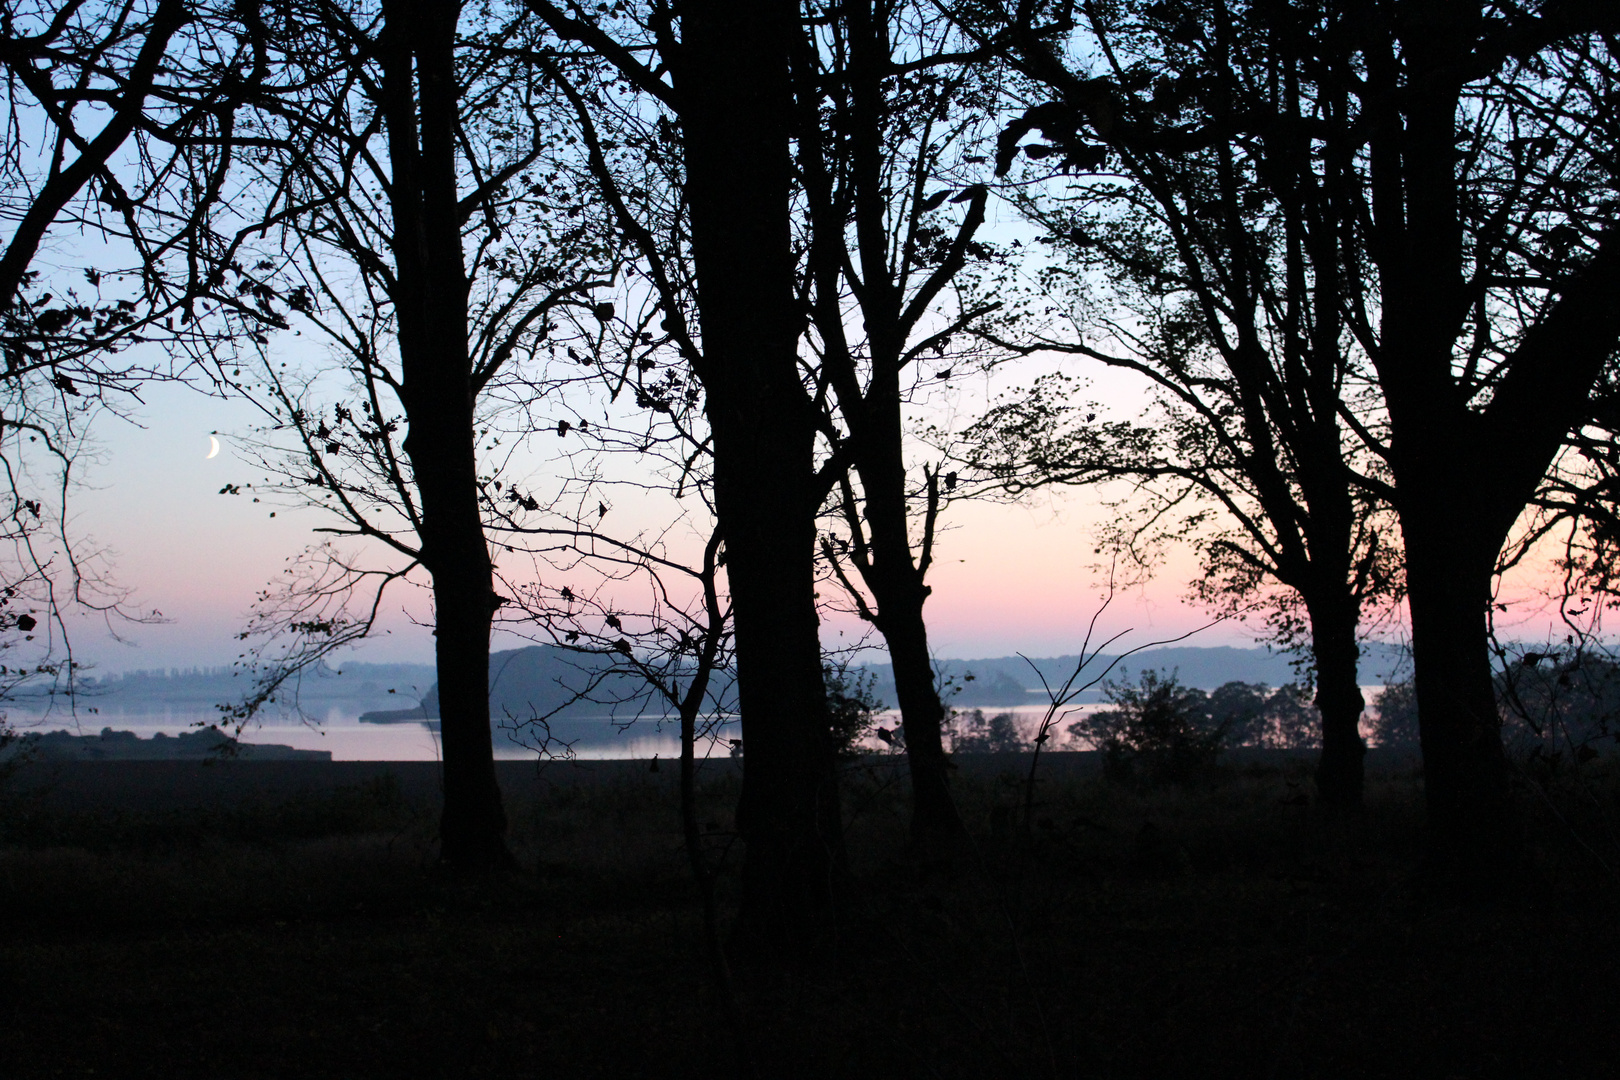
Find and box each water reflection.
[5,701,1102,760]
[5,703,740,762]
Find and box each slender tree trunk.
[1307,595,1366,812]
[864,556,964,841]
[380,0,510,873]
[857,417,963,839]
[1295,456,1368,813]
[847,0,960,838]
[678,0,841,952]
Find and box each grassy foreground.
[3,754,1618,1079]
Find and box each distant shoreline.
[3,726,331,762]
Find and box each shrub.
[951,708,1026,753]
[1212,681,1321,749]
[825,661,884,759]
[1496,647,1620,759]
[1370,679,1420,748]
[1069,670,1230,785]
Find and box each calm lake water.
[7,702,1106,760]
[7,702,739,761]
[9,694,1387,760]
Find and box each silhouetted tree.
[529,0,845,949]
[0,0,267,689]
[951,708,1026,753]
[1370,677,1419,748]
[793,0,1008,840]
[1071,668,1228,785]
[221,0,618,872]
[955,0,1402,813]
[965,0,1620,871]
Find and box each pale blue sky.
[53,357,1249,676]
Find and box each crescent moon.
[206,435,220,460]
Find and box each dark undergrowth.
[3,756,1619,1079]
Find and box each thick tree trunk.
[678,0,841,951]
[380,0,510,873]
[713,413,842,948]
[425,527,510,872]
[1367,17,1513,874]
[1401,506,1512,878]
[1307,596,1366,813]
[1384,216,1620,875]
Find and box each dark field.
[3,753,1618,1079]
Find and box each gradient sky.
[41,329,1588,681]
[22,182,1584,678]
[45,354,1263,678]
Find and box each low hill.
[359,645,690,724]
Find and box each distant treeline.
[858,643,1413,707]
[17,647,1418,711]
[13,662,441,706]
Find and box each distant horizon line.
[60,639,1431,681]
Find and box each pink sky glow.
[41,372,1584,678]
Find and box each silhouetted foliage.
[1497,645,1620,760]
[1071,670,1231,785]
[1370,679,1420,749]
[960,0,1408,812]
[0,1,265,686]
[966,0,1620,856]
[825,661,884,760]
[1206,680,1322,750]
[1071,668,1322,784]
[951,708,1026,754]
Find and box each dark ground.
[2,751,1617,1078]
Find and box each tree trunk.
[426,538,510,872]
[789,0,964,843]
[1367,15,1514,874]
[380,0,510,873]
[855,415,962,838]
[678,0,841,952]
[1401,504,1512,880]
[1307,596,1366,813]
[864,555,964,841]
